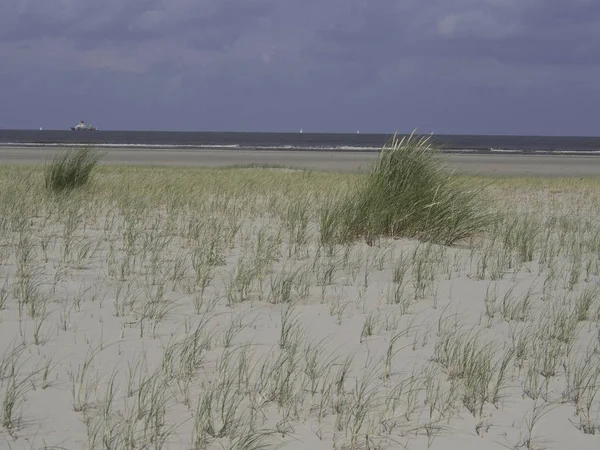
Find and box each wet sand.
[0,146,599,177]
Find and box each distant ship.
[71,121,97,131]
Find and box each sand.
[1,145,600,176]
[0,164,600,449]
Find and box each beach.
[0,152,600,449]
[0,145,600,176]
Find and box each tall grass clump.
[44,146,103,193]
[337,132,491,245]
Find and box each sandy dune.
[0,165,600,449]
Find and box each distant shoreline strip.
[1,142,599,156]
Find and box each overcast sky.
[1,0,599,135]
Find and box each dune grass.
[0,154,599,448]
[44,146,103,193]
[334,133,491,245]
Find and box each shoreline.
[0,145,599,177]
[1,142,600,156]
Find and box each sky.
[1,0,599,135]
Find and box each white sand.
[1,174,600,449]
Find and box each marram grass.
[335,133,491,245]
[44,146,103,193]
[0,157,600,447]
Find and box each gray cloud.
[313,0,600,64]
[0,0,599,133]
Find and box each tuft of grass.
[44,146,103,193]
[337,132,491,245]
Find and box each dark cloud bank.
[1,0,599,134]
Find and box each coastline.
[0,145,599,177]
[2,141,600,156]
[2,130,600,155]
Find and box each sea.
[1,130,600,155]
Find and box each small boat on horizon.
[71,121,97,131]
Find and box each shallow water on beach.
[1,129,600,154]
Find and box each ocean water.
[1,130,600,154]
